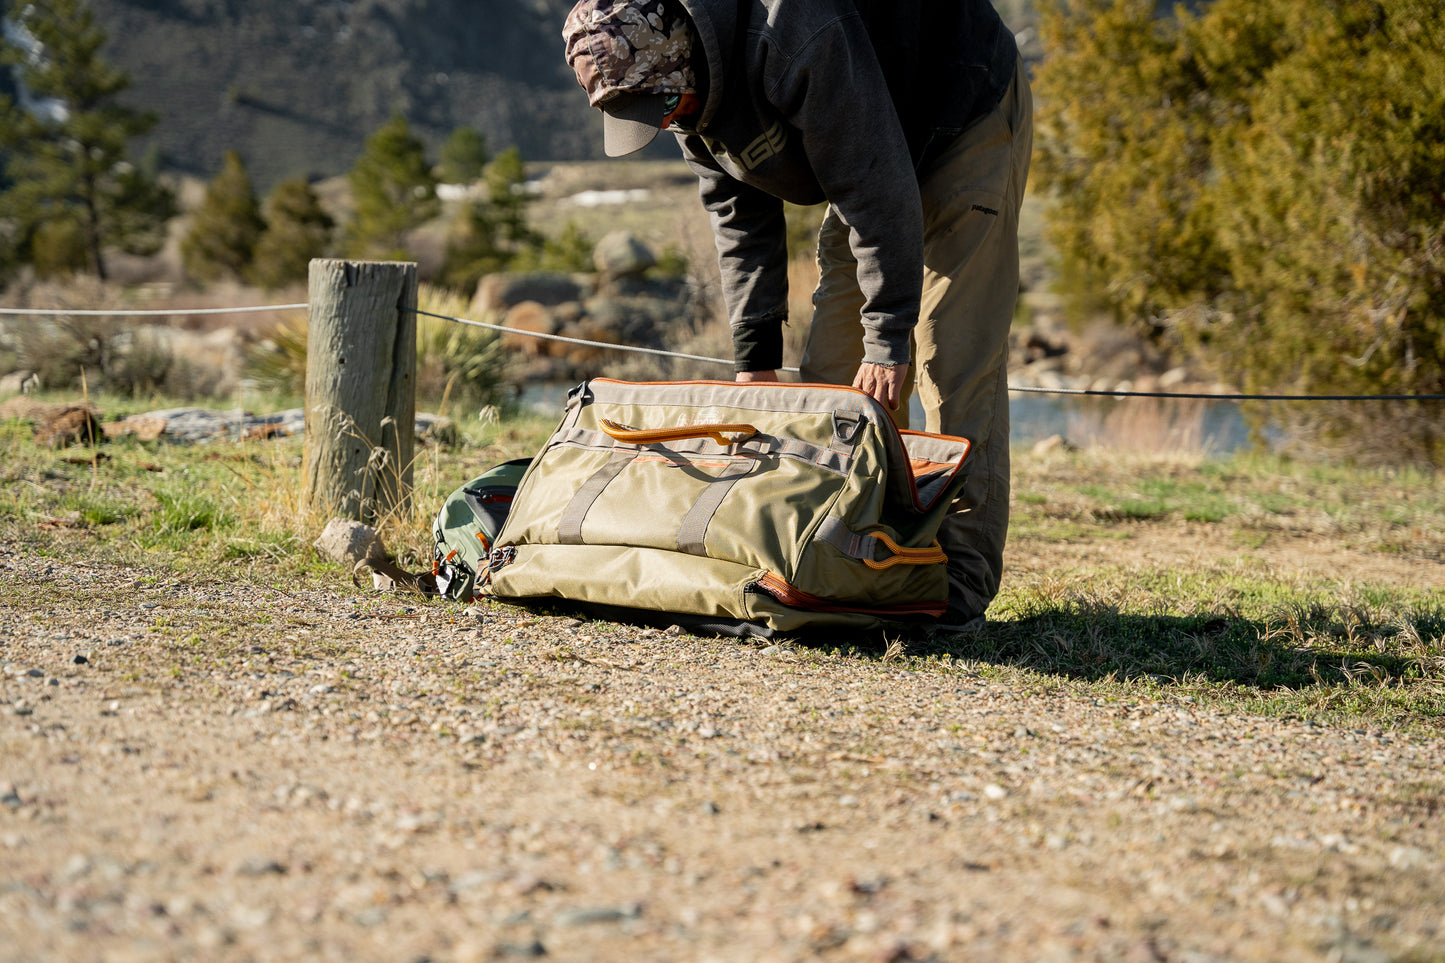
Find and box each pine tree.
[344,114,439,260]
[248,178,335,290]
[438,126,489,185]
[0,0,175,281]
[441,147,541,291]
[181,150,264,283]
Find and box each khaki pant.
[799,58,1034,618]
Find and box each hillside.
[62,0,594,189]
[3,0,1040,189]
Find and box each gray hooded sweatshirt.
[672,0,1017,372]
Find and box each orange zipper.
[753,573,947,618]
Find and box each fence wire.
[3,300,1443,402]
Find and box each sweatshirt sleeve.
[769,13,924,367]
[680,137,790,372]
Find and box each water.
[989,393,1255,455]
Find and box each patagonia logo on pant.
[971,203,1000,216]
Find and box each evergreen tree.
[438,126,489,185]
[0,0,175,281]
[441,147,541,290]
[345,113,438,260]
[181,150,264,283]
[249,178,335,290]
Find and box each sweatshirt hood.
[674,0,734,130]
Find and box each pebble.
[553,904,642,927]
[494,941,547,958]
[234,857,286,876]
[983,784,1009,800]
[73,654,89,665]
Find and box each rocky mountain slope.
[60,0,592,189]
[3,0,1039,190]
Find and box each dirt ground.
[2,526,1443,963]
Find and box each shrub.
[249,179,335,290]
[1035,0,1445,464]
[181,150,265,283]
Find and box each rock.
[313,519,386,567]
[593,231,656,278]
[472,271,588,315]
[500,301,560,357]
[415,413,457,447]
[1031,434,1078,456]
[103,415,168,442]
[554,904,642,927]
[0,370,41,395]
[555,318,621,371]
[233,857,286,876]
[36,407,105,449]
[1159,366,1189,388]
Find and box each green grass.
[2,397,1442,731]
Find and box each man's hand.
[852,362,909,410]
[735,370,780,384]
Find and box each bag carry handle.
[600,418,758,447]
[863,531,948,570]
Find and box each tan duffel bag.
[486,379,972,635]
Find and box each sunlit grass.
[1,401,1441,729]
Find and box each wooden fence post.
[303,259,417,525]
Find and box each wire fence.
[4,300,1444,402]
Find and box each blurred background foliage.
[1035,0,1445,463]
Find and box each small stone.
[463,606,485,620]
[1,785,21,809]
[234,857,286,877]
[664,625,684,637]
[73,655,89,665]
[702,801,721,815]
[554,904,641,927]
[983,784,1009,800]
[313,518,386,567]
[24,668,42,678]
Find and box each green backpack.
[431,458,531,601]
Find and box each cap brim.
[601,95,668,157]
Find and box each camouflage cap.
[563,0,698,156]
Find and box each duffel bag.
[486,379,972,634]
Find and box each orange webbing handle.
[863,532,948,570]
[600,418,757,447]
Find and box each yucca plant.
[243,285,510,415]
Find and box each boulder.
[556,319,621,371]
[36,407,105,449]
[0,370,41,396]
[313,519,385,568]
[500,301,560,357]
[472,272,589,315]
[593,231,657,278]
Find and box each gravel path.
[2,542,1442,962]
